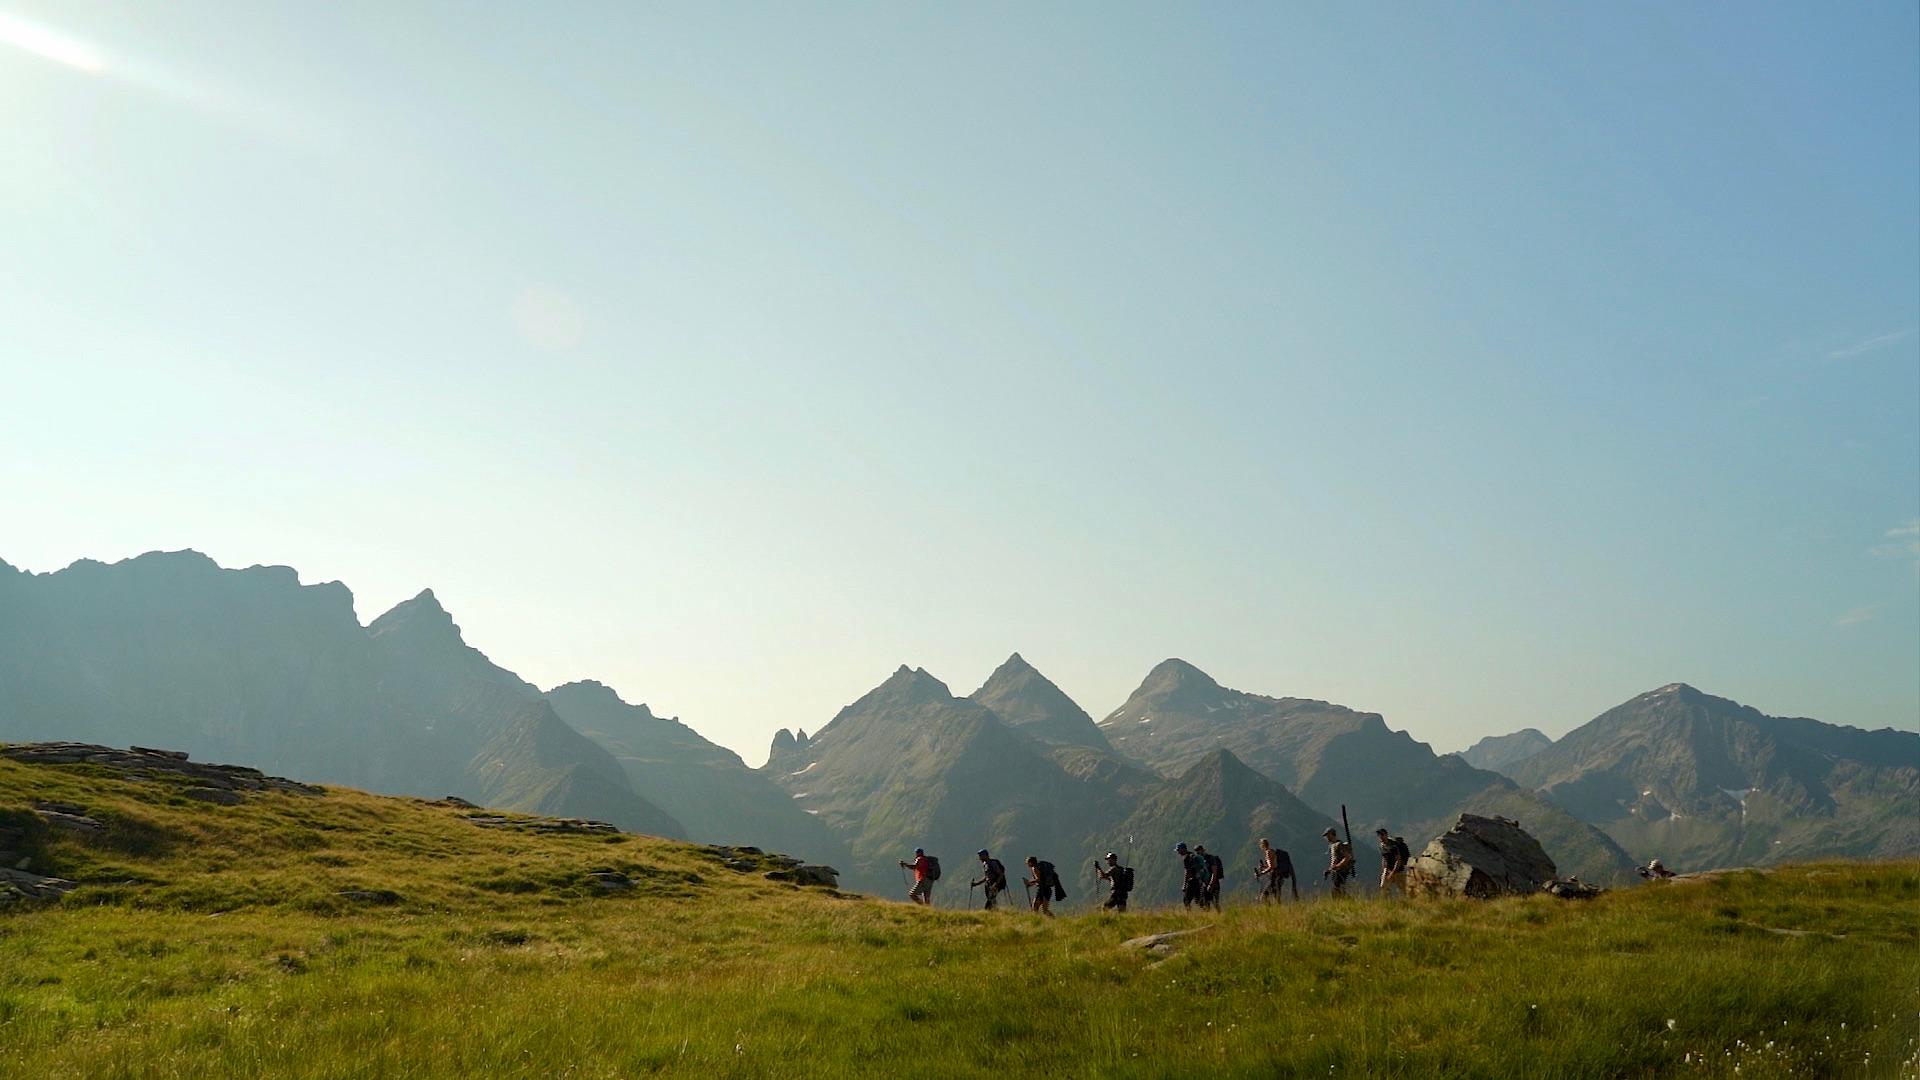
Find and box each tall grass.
[1,757,1914,1078]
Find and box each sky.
[2,3,1916,763]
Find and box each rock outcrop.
[1407,813,1558,898]
[1,743,324,797]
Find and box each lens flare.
[0,11,106,73]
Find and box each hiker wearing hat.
[898,848,935,906]
[1023,855,1063,917]
[1257,837,1298,903]
[1094,851,1134,911]
[1322,828,1355,896]
[1375,827,1411,897]
[972,849,1009,909]
[1176,842,1209,909]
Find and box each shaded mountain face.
[1456,729,1553,775]
[1112,748,1336,905]
[761,666,1117,894]
[967,653,1114,752]
[1506,684,1920,870]
[546,680,847,865]
[765,660,1339,904]
[1101,660,1636,883]
[0,552,683,838]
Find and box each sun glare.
[0,11,106,73]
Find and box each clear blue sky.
[4,3,1915,761]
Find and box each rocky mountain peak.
[369,589,456,637]
[546,679,658,722]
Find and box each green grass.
[1,755,1916,1078]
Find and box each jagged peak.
[879,664,952,698]
[367,588,459,638]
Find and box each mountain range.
[3,550,1913,899]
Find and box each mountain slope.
[967,653,1115,752]
[1506,683,1920,869]
[1455,729,1553,774]
[1101,660,1635,882]
[761,666,1112,893]
[0,551,683,836]
[546,679,845,863]
[1112,748,1336,903]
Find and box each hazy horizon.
[4,4,1916,762]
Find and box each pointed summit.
[368,588,454,636]
[869,665,953,705]
[970,652,1112,752]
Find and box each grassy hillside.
[1,751,1916,1079]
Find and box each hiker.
[1638,859,1677,880]
[1322,827,1355,896]
[1376,827,1411,897]
[1195,844,1225,910]
[1176,842,1209,909]
[1024,855,1064,916]
[1094,851,1134,912]
[898,847,936,906]
[972,849,1009,909]
[1257,837,1298,902]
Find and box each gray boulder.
[0,866,77,902]
[1407,813,1558,898]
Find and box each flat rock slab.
[1121,927,1214,956]
[0,866,77,901]
[465,813,621,836]
[1,743,323,796]
[183,787,244,806]
[33,809,104,835]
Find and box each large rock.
[1407,813,1557,898]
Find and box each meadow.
[1,753,1915,1079]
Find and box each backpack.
[1205,853,1224,881]
[1037,861,1065,901]
[925,855,942,882]
[985,858,1005,884]
[1115,865,1135,893]
[1390,838,1411,867]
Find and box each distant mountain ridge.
[3,549,1910,897]
[0,551,685,838]
[1098,660,1636,883]
[761,657,1335,900]
[1455,729,1554,774]
[1504,683,1919,868]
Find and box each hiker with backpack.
[1176,842,1208,909]
[1094,851,1134,911]
[972,849,1009,910]
[1023,855,1064,917]
[1257,837,1298,903]
[1322,827,1355,897]
[1375,827,1411,897]
[898,847,939,906]
[1195,844,1225,910]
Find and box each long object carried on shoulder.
[1340,804,1354,878]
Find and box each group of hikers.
[896,824,1416,913]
